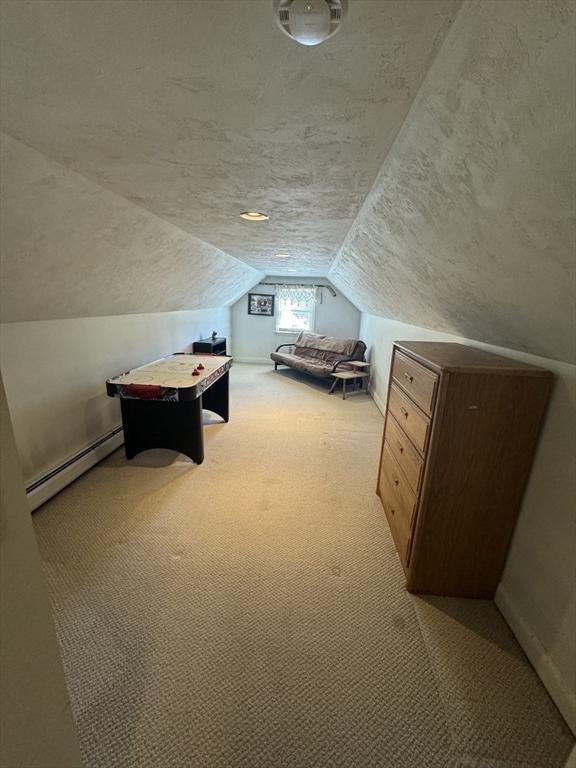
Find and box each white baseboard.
[496,584,576,735]
[27,428,124,512]
[370,386,386,416]
[232,357,273,364]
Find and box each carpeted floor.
[33,364,573,768]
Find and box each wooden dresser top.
[394,342,552,377]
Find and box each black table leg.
[121,398,204,464]
[201,370,229,422]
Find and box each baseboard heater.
[26,426,124,512]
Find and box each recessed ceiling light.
[240,211,269,221]
[275,253,290,258]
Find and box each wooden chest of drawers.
[377,342,552,598]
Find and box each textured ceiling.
[0,0,461,276]
[0,133,262,322]
[329,0,576,363]
[0,0,573,363]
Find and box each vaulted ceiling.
[0,0,460,275]
[0,0,574,362]
[0,133,262,321]
[328,0,575,363]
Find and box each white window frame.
[275,286,317,335]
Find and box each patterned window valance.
[276,285,317,306]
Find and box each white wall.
[361,312,576,734]
[0,373,83,767]
[231,277,361,362]
[0,307,230,489]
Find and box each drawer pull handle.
[393,478,399,486]
[400,407,409,418]
[391,508,395,516]
[398,444,404,454]
[404,373,414,383]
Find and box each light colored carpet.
[33,364,573,768]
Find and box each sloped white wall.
[230,277,360,362]
[329,0,575,364]
[0,133,262,321]
[361,313,576,734]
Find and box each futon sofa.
[270,332,367,380]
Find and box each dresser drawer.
[378,443,416,565]
[384,414,424,493]
[388,384,430,454]
[392,351,438,415]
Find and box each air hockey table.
[106,354,232,464]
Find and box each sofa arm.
[332,358,355,373]
[275,343,296,353]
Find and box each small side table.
[346,361,371,372]
[329,370,369,400]
[193,337,227,355]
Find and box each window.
[275,286,317,334]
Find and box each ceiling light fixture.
[274,0,348,47]
[275,253,290,258]
[240,211,269,221]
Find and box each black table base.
[120,371,229,464]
